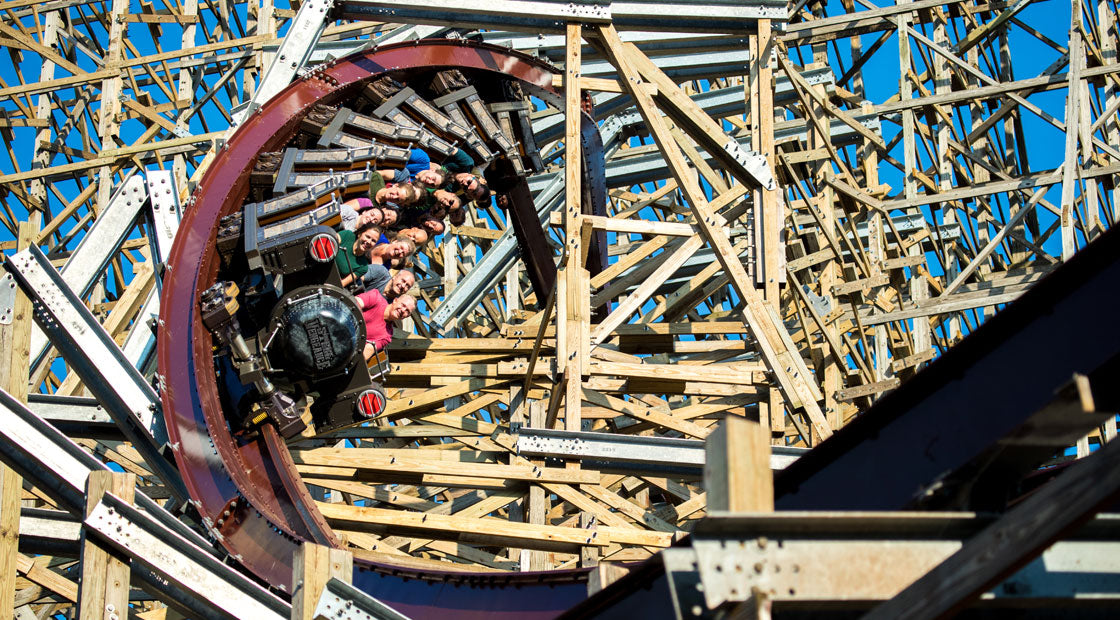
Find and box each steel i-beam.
[5,245,185,503]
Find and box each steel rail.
[159,40,595,618]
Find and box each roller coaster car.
[202,199,386,440]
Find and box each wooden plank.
[550,211,695,237]
[582,388,709,438]
[294,449,599,485]
[317,503,673,552]
[15,554,78,603]
[834,378,901,402]
[0,131,224,185]
[381,378,510,420]
[578,484,679,533]
[588,361,762,386]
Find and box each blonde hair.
[394,236,418,257]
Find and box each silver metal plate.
[0,272,17,325]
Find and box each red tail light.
[356,389,385,418]
[308,233,337,262]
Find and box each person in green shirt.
[334,221,381,288]
[366,170,423,208]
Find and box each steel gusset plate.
[159,40,595,618]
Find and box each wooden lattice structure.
[0,0,1118,616]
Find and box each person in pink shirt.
[354,290,416,360]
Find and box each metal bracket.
[313,577,414,620]
[723,140,775,191]
[558,1,610,21]
[0,272,15,325]
[802,283,833,317]
[145,169,183,271]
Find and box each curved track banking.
[159,40,600,618]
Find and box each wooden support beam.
[79,472,135,620]
[317,502,673,552]
[560,21,589,434]
[704,416,773,513]
[15,553,78,603]
[0,222,34,620]
[292,543,352,620]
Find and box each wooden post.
[292,543,353,620]
[1101,0,1120,226]
[587,563,630,596]
[752,18,785,444]
[96,0,129,213]
[524,399,549,571]
[726,587,771,620]
[704,416,773,513]
[173,0,199,191]
[28,11,62,219]
[0,466,19,620]
[1060,0,1084,262]
[0,222,35,620]
[560,21,587,434]
[79,471,136,620]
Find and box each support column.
[173,0,199,192]
[29,11,62,225]
[933,6,959,340]
[1101,0,1120,225]
[705,416,773,512]
[1060,0,1084,262]
[752,19,785,444]
[96,0,129,213]
[79,472,135,620]
[292,543,353,620]
[559,22,588,434]
[0,222,35,620]
[523,399,549,571]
